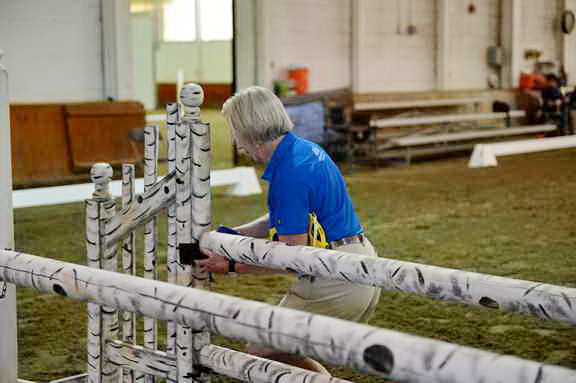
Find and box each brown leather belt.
[329,233,366,249]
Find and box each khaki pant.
[278,237,381,323]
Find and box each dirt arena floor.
[13,132,576,381]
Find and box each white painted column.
[254,0,272,88]
[501,0,522,88]
[0,51,17,383]
[435,0,450,90]
[101,0,134,100]
[234,0,257,90]
[351,0,364,94]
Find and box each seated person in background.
[197,86,381,375]
[541,74,563,116]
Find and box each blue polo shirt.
[262,132,362,242]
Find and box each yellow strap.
[307,213,329,249]
[268,213,329,249]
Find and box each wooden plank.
[65,102,143,116]
[389,125,556,147]
[10,104,74,185]
[355,97,482,111]
[370,110,526,128]
[66,102,145,170]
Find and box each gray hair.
[221,86,293,145]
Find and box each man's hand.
[196,249,231,274]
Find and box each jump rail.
[468,135,576,168]
[200,232,576,326]
[1,250,575,383]
[96,185,576,328]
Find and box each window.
[198,0,233,41]
[163,0,197,41]
[162,0,232,42]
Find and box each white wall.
[132,13,157,110]
[0,0,103,103]
[155,41,232,83]
[353,0,437,93]
[520,0,562,73]
[264,0,352,92]
[444,0,499,89]
[239,0,576,93]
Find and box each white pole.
[1,250,575,383]
[200,232,576,326]
[181,83,212,382]
[0,49,18,383]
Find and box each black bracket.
[178,242,208,265]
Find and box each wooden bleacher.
[350,95,562,163]
[370,110,525,129]
[355,97,482,112]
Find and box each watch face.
[562,10,575,34]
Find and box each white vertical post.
[178,83,212,382]
[501,0,522,88]
[175,91,195,383]
[435,0,450,90]
[183,84,212,382]
[143,125,159,383]
[0,49,17,383]
[165,103,179,366]
[87,163,119,383]
[121,164,137,383]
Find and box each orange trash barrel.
[288,65,309,95]
[519,73,535,89]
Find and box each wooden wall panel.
[65,102,145,170]
[10,104,74,186]
[11,101,145,187]
[157,83,232,108]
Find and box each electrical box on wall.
[487,46,503,67]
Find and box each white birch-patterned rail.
[200,232,576,326]
[1,250,576,383]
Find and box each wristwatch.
[228,259,237,273]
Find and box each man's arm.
[235,233,307,273]
[198,233,307,274]
[233,214,270,238]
